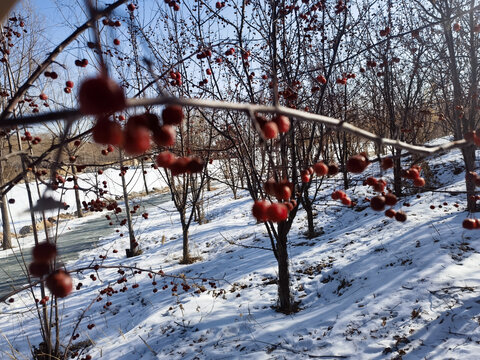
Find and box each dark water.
[0,192,169,299]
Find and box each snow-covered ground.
[1,141,480,359]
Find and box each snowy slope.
[1,142,480,360]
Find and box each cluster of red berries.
[316,74,327,84]
[402,165,425,187]
[331,190,353,206]
[29,242,73,298]
[252,200,290,223]
[169,70,182,86]
[102,18,121,27]
[263,179,294,202]
[74,58,89,67]
[335,0,346,14]
[64,80,74,94]
[197,49,213,59]
[164,0,180,11]
[367,192,406,221]
[216,1,226,9]
[20,131,41,144]
[300,161,339,184]
[381,157,394,170]
[379,26,391,37]
[252,178,298,222]
[79,75,187,155]
[364,177,387,193]
[225,47,235,56]
[254,114,291,139]
[44,71,58,79]
[462,218,480,230]
[464,130,480,146]
[155,151,204,176]
[346,153,369,173]
[36,295,49,305]
[101,145,115,156]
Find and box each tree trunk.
[276,229,292,313]
[1,195,11,250]
[342,133,349,190]
[302,192,315,238]
[181,220,189,263]
[393,149,402,197]
[71,165,83,218]
[120,154,137,257]
[0,152,11,249]
[141,158,149,195]
[463,145,477,211]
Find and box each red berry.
[66,80,74,88]
[266,203,288,222]
[385,193,397,206]
[373,181,386,193]
[370,196,386,211]
[39,93,48,101]
[162,105,183,125]
[463,218,476,230]
[301,172,310,183]
[123,125,151,155]
[317,75,327,84]
[153,125,176,146]
[365,177,377,186]
[261,122,279,139]
[46,270,73,298]
[346,154,369,173]
[79,76,126,115]
[275,185,291,201]
[156,151,176,168]
[327,163,339,176]
[186,157,204,173]
[395,211,407,222]
[170,157,190,176]
[263,179,277,196]
[33,242,57,262]
[313,161,328,176]
[252,200,270,222]
[413,177,425,187]
[113,38,120,46]
[29,261,50,277]
[381,157,394,170]
[272,115,290,133]
[331,190,346,200]
[92,117,124,146]
[385,209,396,218]
[405,168,420,180]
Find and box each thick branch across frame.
[1,96,469,158]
